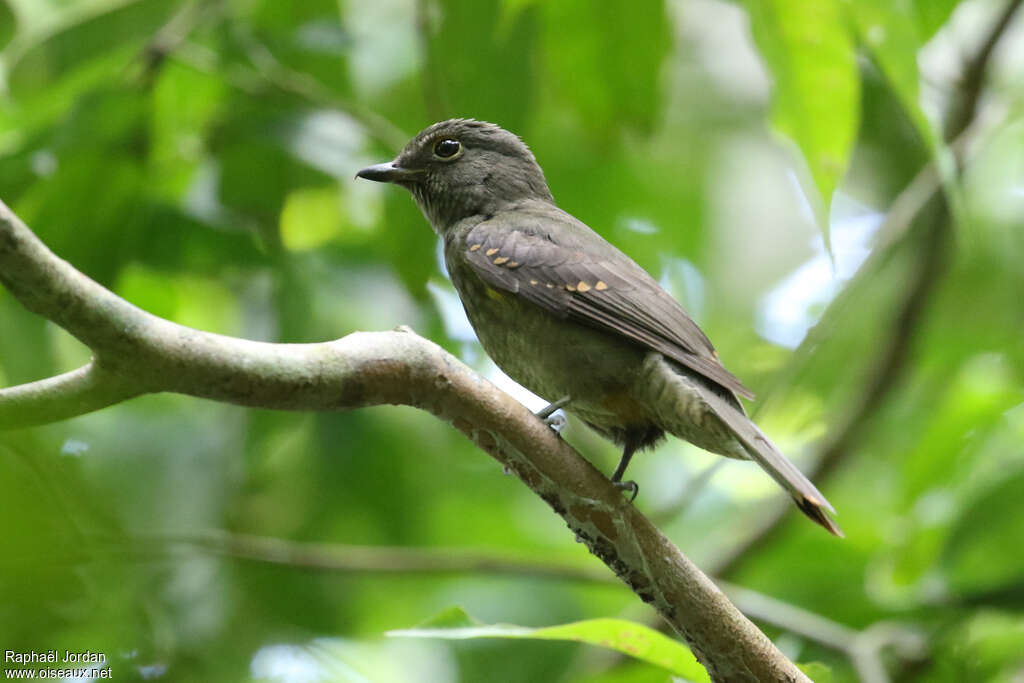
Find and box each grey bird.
[357,119,841,536]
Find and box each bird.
[357,119,841,536]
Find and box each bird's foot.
[542,413,567,433]
[612,480,639,502]
[535,396,571,432]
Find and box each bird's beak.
[355,161,422,183]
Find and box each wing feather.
[462,212,754,400]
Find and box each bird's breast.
[445,245,653,433]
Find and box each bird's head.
[356,119,554,233]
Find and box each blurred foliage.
[1,0,1023,681]
[389,608,710,682]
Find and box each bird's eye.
[433,139,462,159]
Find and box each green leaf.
[280,186,343,251]
[797,661,834,682]
[539,1,670,135]
[529,620,708,681]
[115,265,242,334]
[942,468,1024,595]
[427,0,539,131]
[5,0,176,96]
[389,608,710,681]
[0,0,16,51]
[930,612,1024,681]
[743,0,859,214]
[846,0,938,152]
[410,605,481,629]
[215,104,330,228]
[912,0,962,40]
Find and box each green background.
[1,0,1023,681]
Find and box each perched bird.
[357,119,840,536]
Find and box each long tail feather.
[642,354,842,536]
[698,387,843,537]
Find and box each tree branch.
[0,199,806,682]
[944,0,1023,139]
[0,361,141,427]
[88,530,615,583]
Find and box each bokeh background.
[1,0,1023,681]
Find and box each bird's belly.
[453,277,647,429]
[449,270,747,459]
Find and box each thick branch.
[0,199,805,682]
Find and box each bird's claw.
[612,480,639,502]
[535,396,570,433]
[541,413,567,433]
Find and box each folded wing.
[462,212,755,401]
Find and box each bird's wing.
[462,213,755,400]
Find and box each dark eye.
[433,139,461,159]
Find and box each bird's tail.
[698,387,843,537]
[642,354,842,536]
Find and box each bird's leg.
[535,396,571,432]
[610,440,640,501]
[536,395,571,420]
